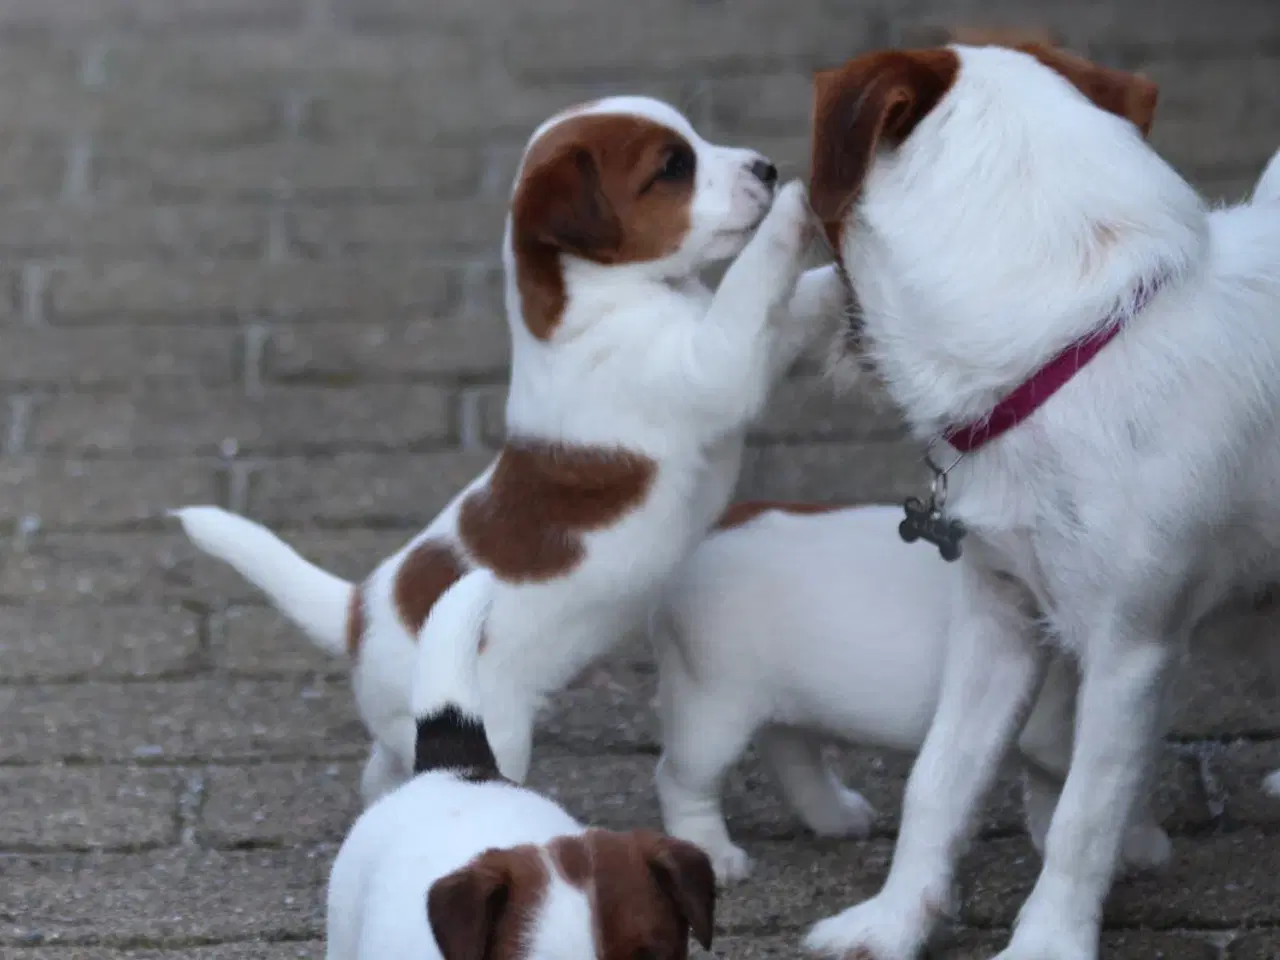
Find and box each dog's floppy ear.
[641,832,717,951]
[427,854,512,960]
[1017,44,1159,136]
[810,50,959,251]
[512,143,623,260]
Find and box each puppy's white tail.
[1252,148,1280,205]
[170,506,352,657]
[409,568,500,777]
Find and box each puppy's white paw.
[991,918,1095,960]
[1118,821,1173,874]
[804,895,924,960]
[801,787,877,839]
[755,180,812,261]
[1263,769,1280,796]
[706,841,754,885]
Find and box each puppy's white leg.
[757,726,875,838]
[994,627,1176,960]
[359,741,410,807]
[766,263,848,382]
[481,682,538,783]
[670,181,812,424]
[806,564,1044,960]
[654,650,757,883]
[1265,770,1280,796]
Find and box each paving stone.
[28,385,453,456]
[262,316,509,384]
[736,439,926,505]
[964,832,1280,929]
[1214,740,1280,828]
[1233,929,1280,959]
[1173,646,1280,738]
[0,848,327,946]
[0,947,324,960]
[0,605,201,682]
[200,762,362,847]
[0,766,179,851]
[212,606,345,678]
[0,458,220,530]
[245,452,495,528]
[0,326,242,388]
[0,678,366,764]
[47,262,461,325]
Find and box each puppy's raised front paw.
[755,180,813,260]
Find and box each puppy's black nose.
[750,158,778,187]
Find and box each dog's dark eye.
[643,144,696,192]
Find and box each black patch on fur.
[414,704,504,782]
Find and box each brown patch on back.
[394,539,468,637]
[459,439,657,583]
[714,500,846,532]
[511,112,698,339]
[810,49,960,255]
[547,829,716,959]
[344,587,366,657]
[427,844,549,960]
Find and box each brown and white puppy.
[326,569,716,960]
[174,95,838,803]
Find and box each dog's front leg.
[666,181,812,425]
[995,624,1177,960]
[806,561,1045,960]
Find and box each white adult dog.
[802,39,1280,960]
[326,569,717,960]
[652,502,1173,885]
[174,95,839,803]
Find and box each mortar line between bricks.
[79,38,108,88]
[19,264,47,326]
[242,323,271,397]
[60,136,93,203]
[3,394,33,455]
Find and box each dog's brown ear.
[810,49,960,251]
[512,143,623,260]
[641,833,717,951]
[427,855,512,960]
[1017,44,1159,136]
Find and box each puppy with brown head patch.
[172,96,840,804]
[326,570,716,960]
[803,34,1280,960]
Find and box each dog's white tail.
[409,569,499,777]
[170,506,352,657]
[1252,148,1280,205]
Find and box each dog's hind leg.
[757,726,875,839]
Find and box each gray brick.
[0,848,326,946]
[200,761,361,847]
[28,385,453,456]
[0,606,201,682]
[0,533,198,607]
[500,7,880,81]
[307,77,697,146]
[286,200,508,258]
[0,766,180,851]
[48,262,461,325]
[212,606,344,678]
[897,0,1280,53]
[0,0,306,30]
[0,205,266,259]
[1234,930,1280,959]
[0,145,67,199]
[0,947,324,960]
[246,452,494,527]
[263,316,510,383]
[0,326,241,388]
[737,439,925,505]
[964,832,1280,928]
[752,376,907,444]
[706,72,813,139]
[96,145,485,202]
[0,457,220,530]
[0,678,365,764]
[1144,57,1280,178]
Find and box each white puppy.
[173,95,839,803]
[653,501,1172,884]
[803,38,1280,960]
[327,568,716,960]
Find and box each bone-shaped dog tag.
[899,495,966,562]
